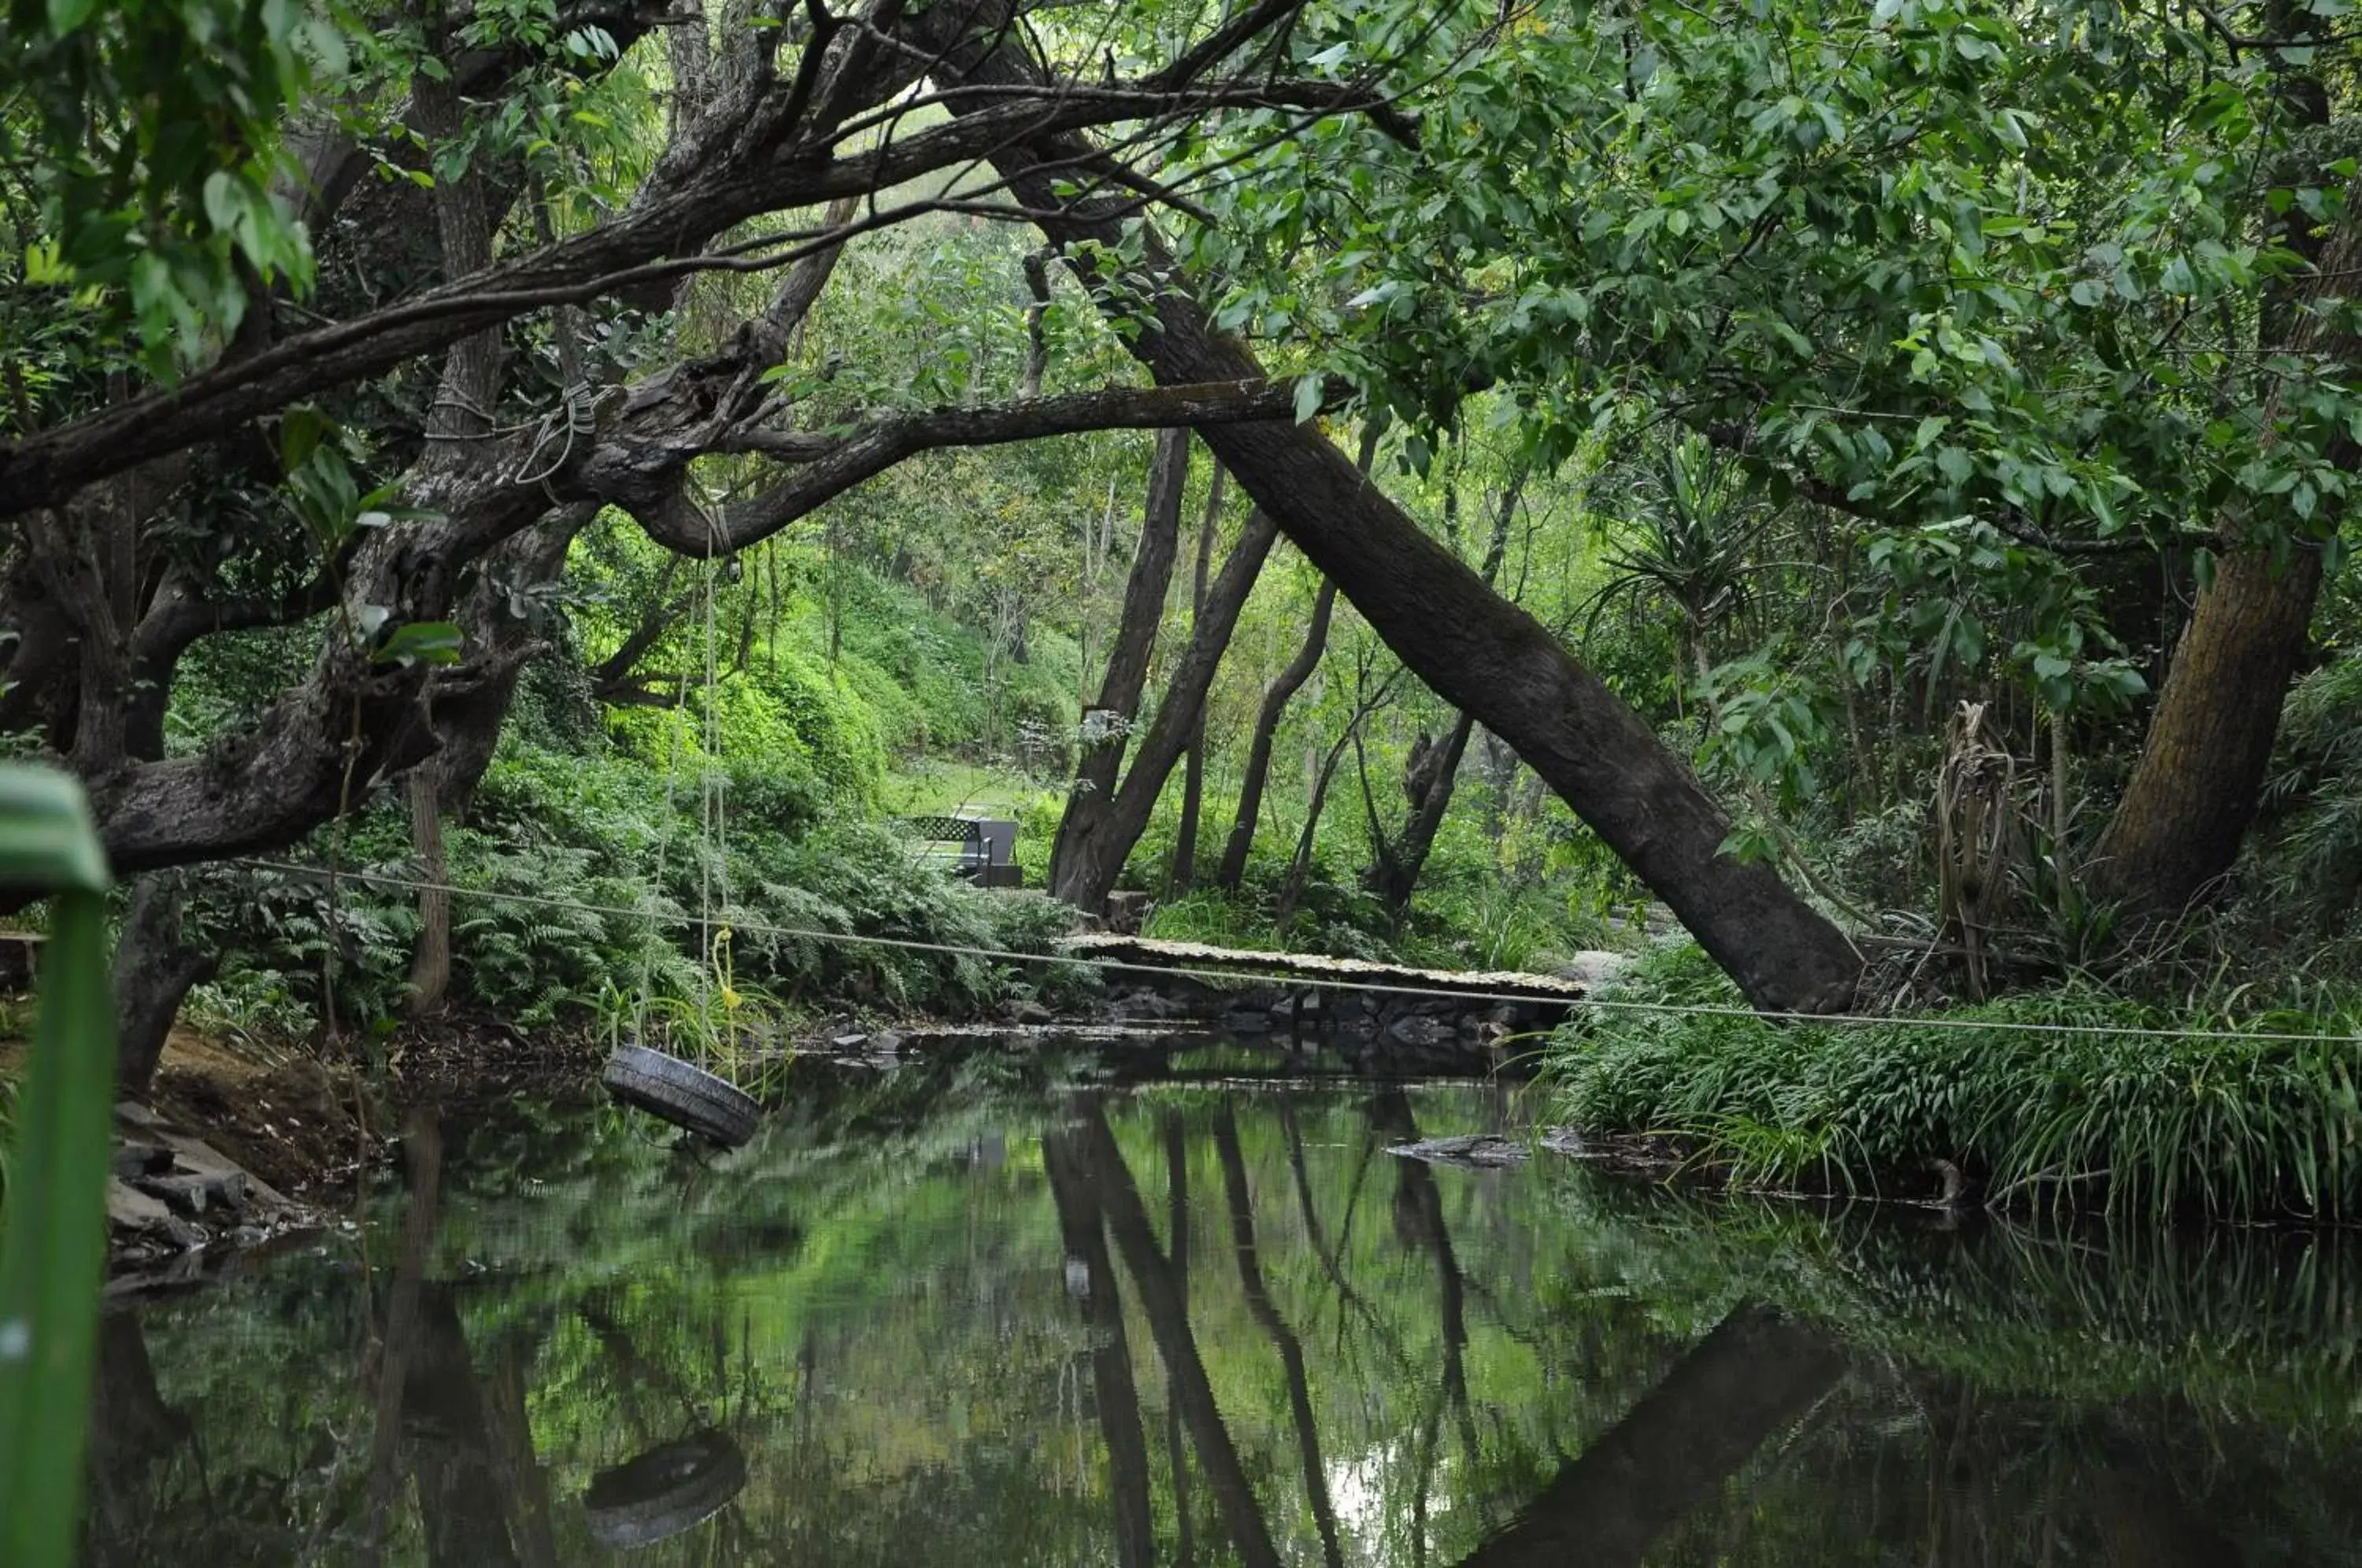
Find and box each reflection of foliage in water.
[1535,1174,2362,1566]
[80,1079,2362,1566]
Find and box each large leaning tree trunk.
[1050,429,1190,903]
[950,42,1862,1013]
[2093,31,2356,922]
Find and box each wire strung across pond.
[222,856,2362,1046]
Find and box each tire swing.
[578,1305,750,1549]
[602,553,764,1149]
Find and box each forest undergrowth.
[1550,940,2362,1225]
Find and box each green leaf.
[0,767,115,1568]
[1292,372,1325,425]
[44,0,98,36]
[374,620,466,667]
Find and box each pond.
[81,1055,2362,1565]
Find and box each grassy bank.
[1548,945,2362,1222]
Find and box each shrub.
[1551,944,2362,1222]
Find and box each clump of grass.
[1550,944,2362,1223]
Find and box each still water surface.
[84,1062,2362,1564]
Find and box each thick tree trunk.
[403,512,580,1015]
[1053,512,1279,913]
[1051,429,1190,904]
[959,59,1861,1012]
[1169,463,1227,896]
[1456,1306,1846,1568]
[1219,579,1336,890]
[2094,545,2323,916]
[402,65,504,1019]
[1217,429,1373,893]
[112,875,218,1099]
[1368,712,1479,920]
[407,770,454,1015]
[2094,39,2356,922]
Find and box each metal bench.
[896,815,1022,888]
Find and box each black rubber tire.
[602,1045,761,1148]
[584,1429,748,1548]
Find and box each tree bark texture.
[1276,718,1357,929]
[1051,428,1190,904]
[1216,426,1373,893]
[1170,460,1227,895]
[1365,475,1520,917]
[2094,38,2359,922]
[955,48,1862,1013]
[1368,712,1480,920]
[402,67,502,1019]
[2094,544,2323,916]
[407,770,454,1015]
[111,875,219,1098]
[1052,511,1279,913]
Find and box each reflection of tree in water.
[1050,1090,1839,1568]
[1215,1103,1346,1568]
[83,1084,2362,1566]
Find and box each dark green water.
[83,1059,2362,1565]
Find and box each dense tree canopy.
[5,0,2362,1072]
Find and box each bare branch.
[609,377,1335,556]
[0,70,1386,518]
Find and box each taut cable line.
[220,856,2362,1048]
